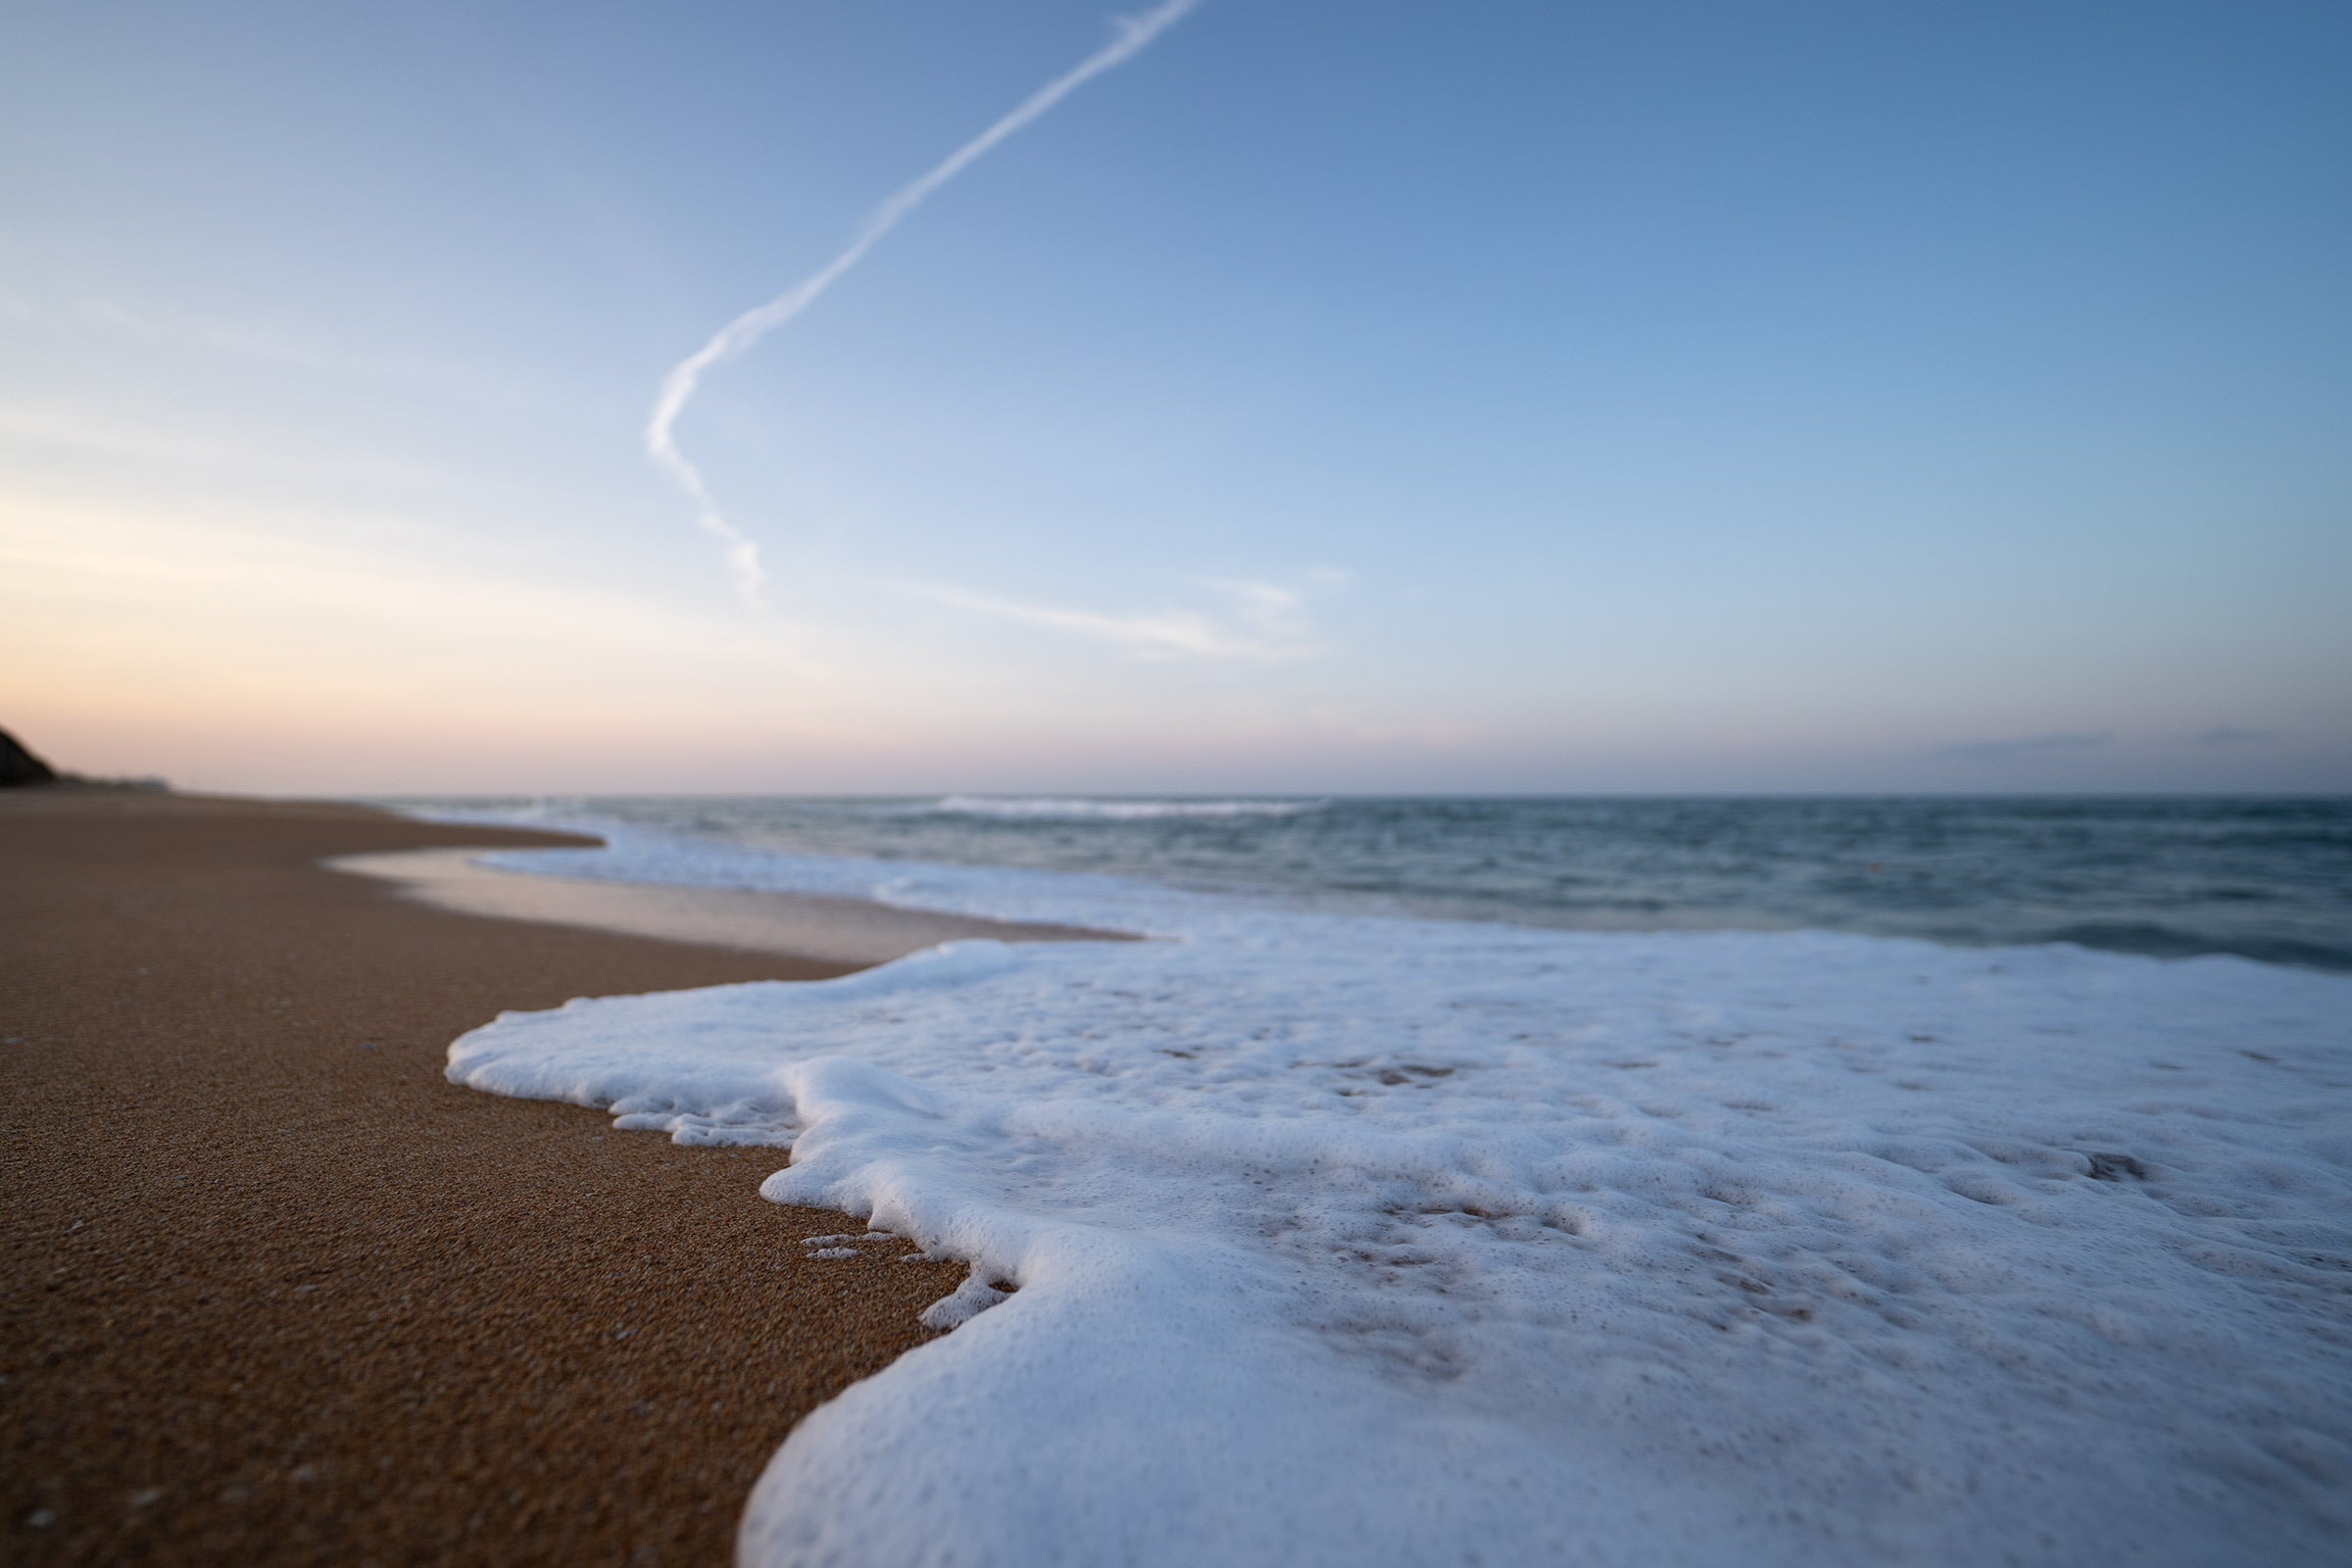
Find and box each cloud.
[890,575,1325,662]
[0,289,521,408]
[2194,725,2277,748]
[645,0,1200,607]
[1933,731,2113,762]
[0,404,448,490]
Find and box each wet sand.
[0,790,995,1565]
[330,843,1124,968]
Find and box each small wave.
[453,828,2352,1568]
[2039,921,2352,972]
[929,796,1325,821]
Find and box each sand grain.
[1,791,966,1566]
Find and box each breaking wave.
[928,796,1326,821]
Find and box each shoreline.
[0,789,988,1565]
[329,841,1134,968]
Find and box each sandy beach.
[0,790,1004,1565]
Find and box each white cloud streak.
[645,0,1200,607]
[891,576,1324,662]
[0,290,526,409]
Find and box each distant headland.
[0,727,167,791]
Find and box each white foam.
[440,814,2352,1565]
[929,794,1324,820]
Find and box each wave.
[444,827,2352,1566]
[2037,921,2352,972]
[384,795,2352,976]
[928,795,1325,821]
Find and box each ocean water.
[397,794,2352,971]
[403,796,2352,1565]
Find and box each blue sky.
[2,0,2346,792]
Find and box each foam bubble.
[443,821,2352,1567]
[929,795,1324,820]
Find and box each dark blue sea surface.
[396,796,2352,972]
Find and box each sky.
[2,0,2347,795]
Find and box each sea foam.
[441,815,2352,1566]
[927,794,1324,820]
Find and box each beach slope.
[0,790,968,1565]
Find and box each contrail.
[648,0,1200,607]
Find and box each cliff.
[1,728,58,787]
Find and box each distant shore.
[0,790,979,1565]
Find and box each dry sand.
[0,790,1000,1566]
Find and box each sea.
[393,794,2352,972]
[403,791,2352,1565]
